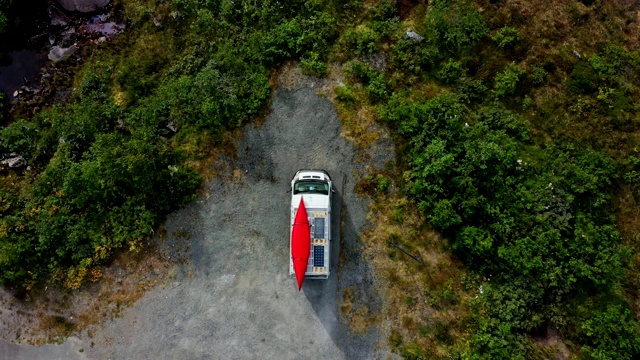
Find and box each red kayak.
[291,198,310,291]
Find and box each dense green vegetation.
[0,0,11,34]
[1,0,639,358]
[0,0,349,288]
[338,0,640,358]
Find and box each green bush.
[0,92,5,120]
[300,51,327,77]
[262,10,337,65]
[0,119,40,161]
[365,73,389,103]
[371,0,397,22]
[457,79,487,104]
[370,0,400,39]
[156,60,270,131]
[424,0,488,53]
[529,64,546,85]
[382,92,628,357]
[494,62,522,98]
[0,0,12,34]
[491,26,521,49]
[335,85,357,105]
[438,59,465,84]
[581,304,640,359]
[568,45,640,96]
[389,40,439,76]
[569,61,599,94]
[344,61,389,103]
[339,25,379,57]
[467,281,537,359]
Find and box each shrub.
[344,61,389,103]
[383,92,627,357]
[476,103,529,141]
[0,0,12,34]
[569,61,599,94]
[529,64,547,85]
[581,304,640,359]
[457,79,487,104]
[389,40,439,75]
[370,0,400,39]
[0,119,40,161]
[494,62,522,98]
[424,0,488,53]
[160,60,270,131]
[263,18,305,63]
[365,73,389,103]
[335,85,357,105]
[0,92,5,120]
[340,25,379,57]
[300,52,327,76]
[491,26,521,49]
[438,59,465,84]
[371,0,397,22]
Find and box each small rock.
[60,28,78,47]
[573,50,581,59]
[62,28,77,36]
[49,35,56,45]
[153,16,161,27]
[48,45,78,62]
[98,36,107,43]
[13,90,19,97]
[49,6,70,26]
[172,11,180,19]
[167,120,178,133]
[405,30,424,42]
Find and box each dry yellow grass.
[358,193,475,356]
[340,287,382,333]
[16,233,181,345]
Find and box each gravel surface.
[0,77,395,359]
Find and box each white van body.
[289,170,332,279]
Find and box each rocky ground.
[0,70,397,359]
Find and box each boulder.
[1,154,26,168]
[405,30,424,42]
[56,0,110,13]
[48,45,78,62]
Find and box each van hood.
[292,193,329,210]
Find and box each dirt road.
[0,75,394,359]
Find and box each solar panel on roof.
[313,217,325,239]
[313,246,324,267]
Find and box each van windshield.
[293,180,329,195]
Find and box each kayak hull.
[291,198,310,291]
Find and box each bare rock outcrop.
[48,45,78,61]
[1,154,26,169]
[57,0,110,13]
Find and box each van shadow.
[302,173,383,359]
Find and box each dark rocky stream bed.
[0,0,122,103]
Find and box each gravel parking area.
[0,74,395,360]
